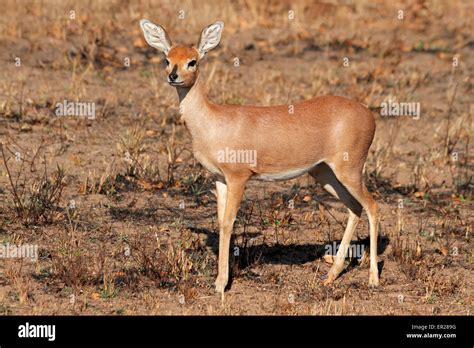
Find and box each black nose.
[169,73,178,82]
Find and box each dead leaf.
[68,154,84,167]
[78,182,86,194]
[137,179,163,190]
[416,242,422,259]
[116,46,128,54]
[20,124,32,132]
[323,255,334,264]
[133,36,146,48]
[150,56,161,64]
[438,246,449,256]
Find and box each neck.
[176,75,206,104]
[176,85,192,103]
[176,75,213,137]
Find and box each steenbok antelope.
[140,19,380,298]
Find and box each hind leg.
[310,163,362,284]
[325,210,360,284]
[322,163,379,287]
[311,162,379,286]
[351,184,379,286]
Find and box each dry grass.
[1,143,66,226]
[0,0,472,315]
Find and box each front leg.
[215,181,227,228]
[215,175,248,299]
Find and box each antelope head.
[139,19,224,88]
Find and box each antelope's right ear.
[139,19,172,54]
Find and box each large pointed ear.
[139,19,172,54]
[197,21,224,59]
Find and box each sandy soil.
[0,0,472,315]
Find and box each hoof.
[214,277,227,294]
[323,274,336,286]
[215,280,227,304]
[369,273,380,287]
[324,265,341,286]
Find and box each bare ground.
[0,0,472,315]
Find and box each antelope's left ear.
[197,21,224,59]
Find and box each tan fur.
[166,46,200,87]
[140,20,380,299]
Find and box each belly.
[253,161,322,182]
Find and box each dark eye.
[187,60,197,68]
[164,59,169,66]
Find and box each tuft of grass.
[117,126,184,189]
[389,236,422,280]
[129,225,214,295]
[79,163,120,195]
[50,211,105,288]
[117,126,146,177]
[1,143,66,226]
